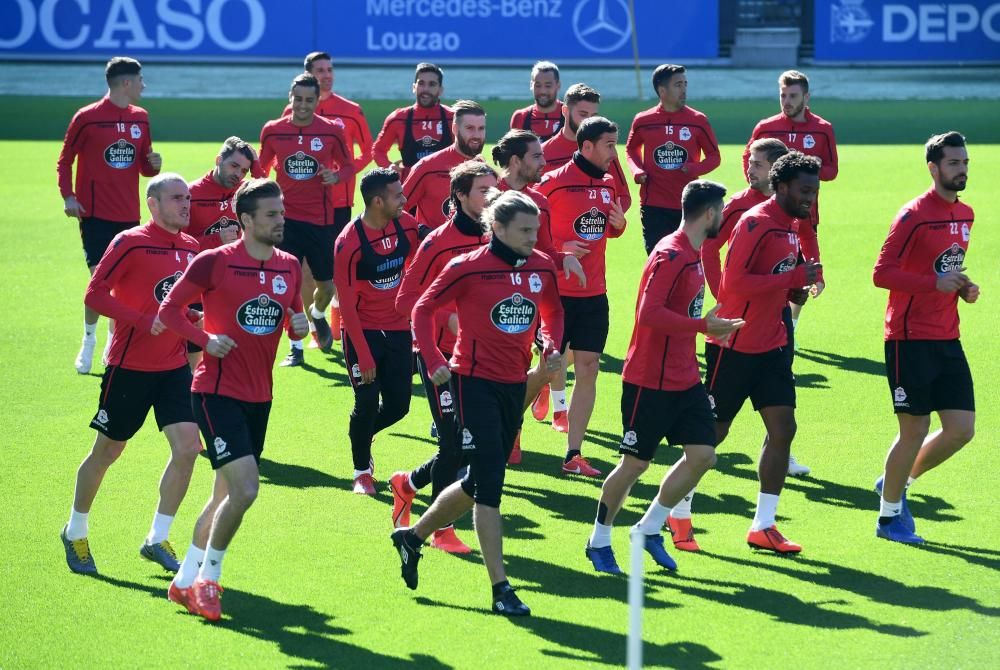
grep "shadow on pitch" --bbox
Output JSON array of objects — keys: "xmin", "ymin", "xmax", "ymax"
[
  {"xmin": 796, "ymin": 348, "xmax": 885, "ymax": 378},
  {"xmin": 258, "ymin": 458, "xmax": 352, "ymax": 490}
]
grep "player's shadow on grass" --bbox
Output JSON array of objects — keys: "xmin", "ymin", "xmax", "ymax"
[
  {"xmin": 794, "ymin": 372, "xmax": 829, "ymax": 389},
  {"xmin": 259, "ymin": 457, "xmax": 353, "ymax": 490},
  {"xmin": 917, "ymin": 541, "xmax": 1000, "ymax": 572},
  {"xmin": 388, "ymin": 431, "xmax": 439, "ymax": 448},
  {"xmin": 599, "ymin": 352, "xmax": 624, "ymax": 375},
  {"xmin": 295, "ymin": 359, "xmax": 352, "ymax": 387},
  {"xmin": 796, "ymin": 348, "xmax": 885, "ymax": 377}
]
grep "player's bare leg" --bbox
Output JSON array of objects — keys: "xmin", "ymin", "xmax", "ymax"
[
  {"xmin": 564, "ymin": 349, "xmax": 601, "ymax": 476},
  {"xmin": 411, "ymin": 480, "xmax": 475, "ymax": 539},
  {"xmin": 71, "ymin": 433, "xmax": 127, "ymax": 517},
  {"xmin": 910, "ymin": 409, "xmax": 974, "ymax": 478},
  {"xmin": 205, "ymin": 455, "xmax": 260, "ymax": 551},
  {"xmin": 882, "ymin": 414, "xmax": 930, "ymax": 504},
  {"xmin": 593, "ymin": 455, "xmax": 649, "ymax": 527},
  {"xmin": 474, "ymin": 504, "xmax": 506, "ymax": 584},
  {"xmin": 156, "ymin": 422, "xmax": 203, "ymax": 517},
  {"xmin": 747, "ymin": 406, "xmax": 801, "ymax": 553},
  {"xmin": 523, "ymin": 356, "xmax": 552, "ymax": 412}
]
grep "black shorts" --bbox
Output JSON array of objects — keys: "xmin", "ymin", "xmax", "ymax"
[
  {"xmin": 885, "ymin": 339, "xmax": 975, "ymax": 415},
  {"xmin": 192, "ymin": 393, "xmax": 272, "ymax": 469},
  {"xmin": 80, "ymin": 217, "xmax": 137, "ymax": 268},
  {"xmin": 560, "ymin": 294, "xmax": 610, "ymax": 354},
  {"xmin": 90, "ymin": 365, "xmax": 194, "ymax": 441},
  {"xmin": 342, "ymin": 329, "xmax": 414, "ymax": 388},
  {"xmin": 640, "ymin": 206, "xmax": 682, "ymax": 255},
  {"xmin": 417, "ymin": 350, "xmax": 457, "ymax": 426},
  {"xmin": 704, "ymin": 344, "xmax": 795, "ymax": 423},
  {"xmin": 279, "ymin": 218, "xmax": 336, "ymax": 282},
  {"xmin": 620, "ymin": 382, "xmax": 716, "ymax": 460}
]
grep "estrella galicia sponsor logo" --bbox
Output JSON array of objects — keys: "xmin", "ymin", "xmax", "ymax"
[
  {"xmin": 205, "ymin": 216, "xmax": 237, "ymax": 236},
  {"xmin": 935, "ymin": 243, "xmax": 965, "ymax": 274},
  {"xmin": 689, "ymin": 285, "xmax": 705, "ymax": 318},
  {"xmin": 153, "ymin": 271, "xmax": 183, "ymax": 304},
  {"xmin": 105, "ymin": 139, "xmax": 136, "ymax": 169},
  {"xmin": 491, "ymin": 292, "xmax": 537, "ymax": 334},
  {"xmin": 772, "ymin": 253, "xmax": 797, "ymax": 274},
  {"xmin": 654, "ymin": 141, "xmax": 688, "ymax": 170},
  {"xmin": 369, "ymin": 256, "xmax": 406, "ymax": 290},
  {"xmin": 284, "ymin": 151, "xmax": 319, "ymax": 180},
  {"xmin": 574, "ymin": 207, "xmax": 607, "ymax": 240},
  {"xmin": 237, "ymin": 294, "xmax": 283, "ymax": 335}
]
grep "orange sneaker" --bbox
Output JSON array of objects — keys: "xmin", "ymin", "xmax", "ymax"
[
  {"xmin": 431, "ymin": 526, "xmax": 472, "ymax": 554},
  {"xmin": 389, "ymin": 471, "xmax": 415, "ymax": 527},
  {"xmin": 562, "ymin": 454, "xmax": 601, "ymax": 477},
  {"xmin": 747, "ymin": 526, "xmax": 802, "ymax": 554},
  {"xmin": 168, "ymin": 580, "xmax": 198, "ymax": 614},
  {"xmin": 667, "ymin": 516, "xmax": 701, "ymax": 552},
  {"xmin": 508, "ymin": 431, "xmax": 522, "ymax": 465},
  {"xmin": 531, "ymin": 386, "xmax": 550, "ymax": 421},
  {"xmin": 192, "ymin": 578, "xmax": 223, "ymax": 621},
  {"xmin": 552, "ymin": 410, "xmax": 569, "ymax": 433},
  {"xmin": 330, "ymin": 305, "xmax": 342, "ymax": 341},
  {"xmin": 353, "ymin": 473, "xmax": 377, "ymax": 495}
]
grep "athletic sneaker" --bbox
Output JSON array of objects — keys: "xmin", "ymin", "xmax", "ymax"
[
  {"xmin": 635, "ymin": 529, "xmax": 677, "ymax": 571},
  {"xmin": 140, "ymin": 540, "xmax": 180, "ymax": 572},
  {"xmin": 389, "ymin": 471, "xmax": 415, "ymax": 528},
  {"xmin": 74, "ymin": 335, "xmax": 97, "ymax": 374},
  {"xmin": 562, "ymin": 454, "xmax": 601, "ymax": 477},
  {"xmin": 312, "ymin": 315, "xmax": 333, "ymax": 352},
  {"xmin": 507, "ymin": 431, "xmax": 522, "ymax": 465},
  {"xmin": 431, "ymin": 527, "xmax": 472, "ymax": 554},
  {"xmin": 874, "ymin": 475, "xmax": 915, "ymax": 532},
  {"xmin": 353, "ymin": 473, "xmax": 377, "ymax": 496},
  {"xmin": 330, "ymin": 305, "xmax": 342, "ymax": 342},
  {"xmin": 586, "ymin": 543, "xmax": 623, "ymax": 574},
  {"xmin": 280, "ymin": 347, "xmax": 304, "ymax": 367},
  {"xmin": 492, "ymin": 584, "xmax": 531, "ymax": 617},
  {"xmin": 667, "ymin": 517, "xmax": 700, "ymax": 552},
  {"xmin": 390, "ymin": 528, "xmax": 422, "ymax": 590},
  {"xmin": 876, "ymin": 516, "xmax": 925, "ymax": 544},
  {"xmin": 747, "ymin": 526, "xmax": 802, "ymax": 554},
  {"xmin": 552, "ymin": 410, "xmax": 569, "ymax": 433},
  {"xmin": 531, "ymin": 386, "xmax": 550, "ymax": 421},
  {"xmin": 168, "ymin": 580, "xmax": 198, "ymax": 614},
  {"xmin": 60, "ymin": 526, "xmax": 97, "ymax": 575},
  {"xmin": 787, "ymin": 455, "xmax": 811, "ymax": 477},
  {"xmin": 192, "ymin": 578, "xmax": 223, "ymax": 621}
]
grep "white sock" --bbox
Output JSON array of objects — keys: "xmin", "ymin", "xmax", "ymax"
[
  {"xmin": 551, "ymin": 389, "xmax": 567, "ymax": 413},
  {"xmin": 83, "ymin": 322, "xmax": 97, "ymax": 338},
  {"xmin": 174, "ymin": 544, "xmax": 205, "ymax": 588},
  {"xmin": 751, "ymin": 492, "xmax": 780, "ymax": 531},
  {"xmin": 310, "ymin": 304, "xmax": 326, "ymax": 320},
  {"xmin": 907, "ymin": 476, "xmax": 917, "ymax": 488},
  {"xmin": 589, "ymin": 522, "xmax": 613, "ymax": 548},
  {"xmin": 66, "ymin": 509, "xmax": 89, "ymax": 540},
  {"xmin": 198, "ymin": 545, "xmax": 226, "ymax": 582},
  {"xmin": 791, "ymin": 319, "xmax": 798, "ymax": 329},
  {"xmin": 290, "ymin": 339, "xmax": 304, "ymax": 350},
  {"xmin": 879, "ymin": 497, "xmax": 902, "ymax": 518},
  {"xmin": 145, "ymin": 512, "xmax": 174, "ymax": 545},
  {"xmin": 354, "ymin": 468, "xmax": 372, "ymax": 479},
  {"xmin": 669, "ymin": 488, "xmax": 696, "ymax": 519},
  {"xmin": 636, "ymin": 500, "xmax": 671, "ymax": 535}
]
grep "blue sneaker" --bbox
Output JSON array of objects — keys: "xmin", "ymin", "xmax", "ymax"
[
  {"xmin": 876, "ymin": 516, "xmax": 925, "ymax": 544},
  {"xmin": 874, "ymin": 475, "xmax": 915, "ymax": 532},
  {"xmin": 585, "ymin": 543, "xmax": 623, "ymax": 575},
  {"xmin": 61, "ymin": 526, "xmax": 97, "ymax": 575},
  {"xmin": 140, "ymin": 540, "xmax": 180, "ymax": 572},
  {"xmin": 636, "ymin": 530, "xmax": 677, "ymax": 571}
]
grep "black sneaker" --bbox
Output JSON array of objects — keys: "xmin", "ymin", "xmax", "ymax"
[
  {"xmin": 312, "ymin": 316, "xmax": 333, "ymax": 352},
  {"xmin": 390, "ymin": 528, "xmax": 422, "ymax": 590},
  {"xmin": 280, "ymin": 347, "xmax": 304, "ymax": 367},
  {"xmin": 492, "ymin": 584, "xmax": 531, "ymax": 617}
]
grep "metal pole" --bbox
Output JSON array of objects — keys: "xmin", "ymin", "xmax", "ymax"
[
  {"xmin": 627, "ymin": 527, "xmax": 644, "ymax": 670},
  {"xmin": 628, "ymin": 0, "xmax": 643, "ymax": 100}
]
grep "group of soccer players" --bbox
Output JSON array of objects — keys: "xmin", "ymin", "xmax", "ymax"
[{"xmin": 57, "ymin": 54, "xmax": 978, "ymax": 619}]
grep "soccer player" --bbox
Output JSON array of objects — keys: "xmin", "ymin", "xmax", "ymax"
[
  {"xmin": 390, "ymin": 161, "xmax": 497, "ymax": 552},
  {"xmin": 58, "ymin": 57, "xmax": 162, "ymax": 374},
  {"xmin": 536, "ymin": 117, "xmax": 627, "ymax": 477},
  {"xmin": 372, "ymin": 63, "xmax": 454, "ymax": 179},
  {"xmin": 259, "ymin": 73, "xmax": 354, "ymax": 364},
  {"xmin": 626, "ymin": 64, "xmax": 721, "ymax": 254},
  {"xmin": 701, "ymin": 152, "xmax": 822, "ymax": 554},
  {"xmin": 391, "ymin": 190, "xmax": 564, "ymax": 617},
  {"xmin": 334, "ymin": 169, "xmax": 421, "ymax": 495},
  {"xmin": 510, "ymin": 61, "xmax": 563, "ymax": 142},
  {"xmin": 187, "ymin": 137, "xmax": 255, "ymax": 251},
  {"xmin": 402, "ymin": 100, "xmax": 486, "ymax": 230},
  {"xmin": 872, "ymin": 131, "xmax": 977, "ymax": 544},
  {"xmin": 59, "ymin": 174, "xmax": 201, "ymax": 576},
  {"xmin": 159, "ymin": 178, "xmax": 309, "ymax": 621},
  {"xmin": 585, "ymin": 181, "xmax": 744, "ymax": 574}
]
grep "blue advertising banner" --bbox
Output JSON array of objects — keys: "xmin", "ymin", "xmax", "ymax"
[
  {"xmin": 816, "ymin": 0, "xmax": 1000, "ymax": 62},
  {"xmin": 0, "ymin": 0, "xmax": 718, "ymax": 63}
]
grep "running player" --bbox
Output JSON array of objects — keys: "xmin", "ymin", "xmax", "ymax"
[
  {"xmin": 391, "ymin": 191, "xmax": 564, "ymax": 617},
  {"xmin": 390, "ymin": 161, "xmax": 497, "ymax": 553},
  {"xmin": 510, "ymin": 61, "xmax": 563, "ymax": 142},
  {"xmin": 626, "ymin": 64, "xmax": 721, "ymax": 254},
  {"xmin": 585, "ymin": 180, "xmax": 743, "ymax": 574},
  {"xmin": 403, "ymin": 100, "xmax": 486, "ymax": 230},
  {"xmin": 259, "ymin": 73, "xmax": 354, "ymax": 364},
  {"xmin": 334, "ymin": 169, "xmax": 421, "ymax": 495},
  {"xmin": 60, "ymin": 174, "xmax": 201, "ymax": 576},
  {"xmin": 58, "ymin": 57, "xmax": 162, "ymax": 374},
  {"xmin": 187, "ymin": 137, "xmax": 255, "ymax": 251},
  {"xmin": 536, "ymin": 116, "xmax": 627, "ymax": 477},
  {"xmin": 872, "ymin": 131, "xmax": 977, "ymax": 544},
  {"xmin": 160, "ymin": 178, "xmax": 309, "ymax": 621},
  {"xmin": 372, "ymin": 63, "xmax": 454, "ymax": 179}
]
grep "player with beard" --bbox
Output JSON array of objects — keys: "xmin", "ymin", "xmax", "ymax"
[
  {"xmin": 403, "ymin": 100, "xmax": 486, "ymax": 230},
  {"xmin": 872, "ymin": 132, "xmax": 977, "ymax": 544},
  {"xmin": 702, "ymin": 152, "xmax": 822, "ymax": 554},
  {"xmin": 510, "ymin": 61, "xmax": 563, "ymax": 142},
  {"xmin": 585, "ymin": 181, "xmax": 744, "ymax": 574},
  {"xmin": 373, "ymin": 63, "xmax": 454, "ymax": 180}
]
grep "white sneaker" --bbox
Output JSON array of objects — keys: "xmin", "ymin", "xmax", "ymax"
[
  {"xmin": 787, "ymin": 455, "xmax": 811, "ymax": 477},
  {"xmin": 75, "ymin": 335, "xmax": 97, "ymax": 374}
]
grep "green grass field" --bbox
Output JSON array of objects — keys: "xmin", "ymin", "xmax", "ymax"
[{"xmin": 1, "ymin": 100, "xmax": 999, "ymax": 668}]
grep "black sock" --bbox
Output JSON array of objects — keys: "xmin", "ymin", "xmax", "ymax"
[
  {"xmin": 877, "ymin": 516, "xmax": 895, "ymax": 526},
  {"xmin": 564, "ymin": 450, "xmax": 581, "ymax": 464},
  {"xmin": 405, "ymin": 529, "xmax": 425, "ymax": 549},
  {"xmin": 492, "ymin": 580, "xmax": 511, "ymax": 598}
]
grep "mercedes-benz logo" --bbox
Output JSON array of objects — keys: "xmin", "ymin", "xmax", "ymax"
[{"xmin": 573, "ymin": 0, "xmax": 632, "ymax": 54}]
